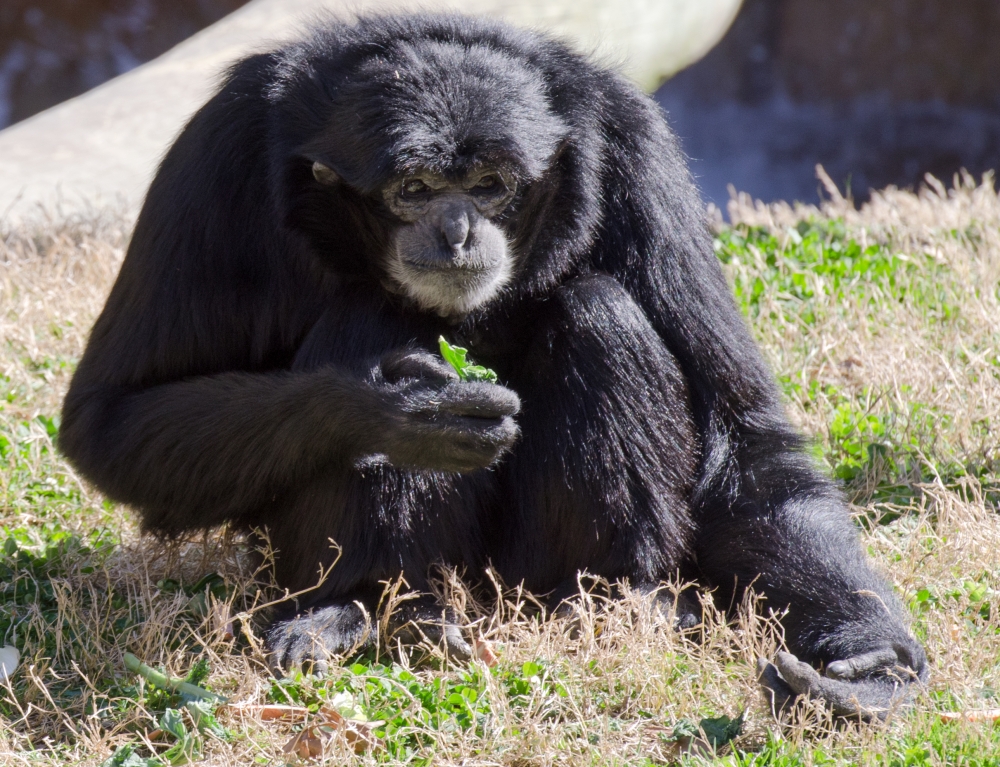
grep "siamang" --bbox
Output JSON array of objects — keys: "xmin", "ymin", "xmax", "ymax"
[{"xmin": 60, "ymin": 14, "xmax": 927, "ymax": 717}]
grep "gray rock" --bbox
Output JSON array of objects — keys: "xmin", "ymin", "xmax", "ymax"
[{"xmin": 0, "ymin": 0, "xmax": 742, "ymax": 223}]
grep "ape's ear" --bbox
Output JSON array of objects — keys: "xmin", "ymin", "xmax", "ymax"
[{"xmin": 311, "ymin": 161, "xmax": 340, "ymax": 185}]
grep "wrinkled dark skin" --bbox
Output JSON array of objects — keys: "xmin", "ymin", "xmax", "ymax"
[
  {"xmin": 759, "ymin": 642, "xmax": 928, "ymax": 720},
  {"xmin": 373, "ymin": 349, "xmax": 520, "ymax": 473}
]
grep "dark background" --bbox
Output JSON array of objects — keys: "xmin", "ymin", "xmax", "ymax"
[
  {"xmin": 3, "ymin": 0, "xmax": 999, "ymax": 206},
  {"xmin": 0, "ymin": 0, "xmax": 246, "ymax": 127}
]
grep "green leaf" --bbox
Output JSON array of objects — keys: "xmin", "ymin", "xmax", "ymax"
[
  {"xmin": 698, "ymin": 710, "xmax": 744, "ymax": 749},
  {"xmin": 438, "ymin": 336, "xmax": 469, "ymax": 372},
  {"xmin": 161, "ymin": 736, "xmax": 200, "ymax": 766},
  {"xmin": 438, "ymin": 337, "xmax": 498, "ymax": 383},
  {"xmin": 99, "ymin": 744, "xmax": 163, "ymax": 767},
  {"xmin": 521, "ymin": 661, "xmax": 543, "ymax": 678},
  {"xmin": 671, "ymin": 719, "xmax": 700, "ymax": 740},
  {"xmin": 185, "ymin": 700, "xmax": 229, "ymax": 739},
  {"xmin": 159, "ymin": 708, "xmax": 187, "ymax": 740},
  {"xmin": 183, "ymin": 657, "xmax": 211, "ymax": 688},
  {"xmin": 328, "ymin": 690, "xmax": 369, "ymax": 722},
  {"xmin": 159, "ymin": 709, "xmax": 201, "ymax": 765}
]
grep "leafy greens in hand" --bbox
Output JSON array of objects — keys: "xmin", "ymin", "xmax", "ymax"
[{"xmin": 438, "ymin": 336, "xmax": 498, "ymax": 383}]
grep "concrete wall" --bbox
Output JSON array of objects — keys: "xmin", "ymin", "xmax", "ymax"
[
  {"xmin": 0, "ymin": 1, "xmax": 248, "ymax": 129},
  {"xmin": 656, "ymin": 0, "xmax": 1000, "ymax": 207}
]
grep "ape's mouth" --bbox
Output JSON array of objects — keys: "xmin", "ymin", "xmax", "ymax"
[
  {"xmin": 402, "ymin": 259, "xmax": 494, "ymax": 275},
  {"xmin": 389, "ymin": 258, "xmax": 511, "ymax": 317}
]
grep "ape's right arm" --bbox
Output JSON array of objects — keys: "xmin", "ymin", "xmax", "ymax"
[
  {"xmin": 59, "ymin": 52, "xmax": 518, "ymax": 534},
  {"xmin": 61, "ymin": 368, "xmax": 388, "ymax": 532},
  {"xmin": 61, "ymin": 351, "xmax": 519, "ymax": 534}
]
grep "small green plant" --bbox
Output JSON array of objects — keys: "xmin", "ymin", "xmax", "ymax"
[
  {"xmin": 262, "ymin": 657, "xmax": 576, "ymax": 760},
  {"xmin": 438, "ymin": 336, "xmax": 498, "ymax": 383},
  {"xmin": 123, "ymin": 653, "xmax": 226, "ymax": 703},
  {"xmin": 102, "ymin": 656, "xmax": 231, "ymax": 766}
]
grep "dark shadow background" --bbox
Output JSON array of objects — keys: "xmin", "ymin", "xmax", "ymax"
[
  {"xmin": 0, "ymin": 0, "xmax": 247, "ymax": 127},
  {"xmin": 3, "ymin": 0, "xmax": 999, "ymax": 206}
]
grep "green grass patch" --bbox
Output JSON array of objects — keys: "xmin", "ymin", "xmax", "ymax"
[{"xmin": 714, "ymin": 220, "xmax": 961, "ymax": 327}]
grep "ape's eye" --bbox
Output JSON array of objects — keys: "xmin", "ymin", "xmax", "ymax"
[
  {"xmin": 401, "ymin": 178, "xmax": 429, "ymax": 197},
  {"xmin": 475, "ymin": 174, "xmax": 499, "ymax": 190}
]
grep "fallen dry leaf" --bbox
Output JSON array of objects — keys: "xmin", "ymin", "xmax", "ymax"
[
  {"xmin": 224, "ymin": 703, "xmax": 310, "ymax": 722},
  {"xmin": 211, "ymin": 600, "xmax": 235, "ymax": 639},
  {"xmin": 474, "ymin": 638, "xmax": 498, "ymax": 667},
  {"xmin": 318, "ymin": 705, "xmax": 384, "ymax": 755},
  {"xmin": 940, "ymin": 709, "xmax": 1000, "ymax": 723},
  {"xmin": 283, "ymin": 726, "xmax": 325, "ymax": 760},
  {"xmin": 281, "ymin": 706, "xmax": 384, "ymax": 761}
]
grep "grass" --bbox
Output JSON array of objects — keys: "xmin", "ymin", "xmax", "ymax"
[{"xmin": 1, "ymin": 170, "xmax": 999, "ymax": 764}]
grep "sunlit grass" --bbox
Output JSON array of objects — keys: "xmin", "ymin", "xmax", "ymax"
[{"xmin": 1, "ymin": 173, "xmax": 999, "ymax": 764}]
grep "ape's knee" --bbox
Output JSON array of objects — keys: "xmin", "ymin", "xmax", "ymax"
[
  {"xmin": 548, "ymin": 274, "xmax": 676, "ymax": 371},
  {"xmin": 551, "ymin": 273, "xmax": 636, "ymax": 326}
]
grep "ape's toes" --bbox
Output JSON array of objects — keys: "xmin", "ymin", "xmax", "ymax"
[
  {"xmin": 626, "ymin": 583, "xmax": 703, "ymax": 633},
  {"xmin": 757, "ymin": 649, "xmax": 924, "ymax": 721},
  {"xmin": 265, "ymin": 600, "xmax": 373, "ymax": 675},
  {"xmin": 385, "ymin": 598, "xmax": 471, "ymax": 660},
  {"xmin": 757, "ymin": 657, "xmax": 797, "ymax": 715},
  {"xmin": 441, "ymin": 623, "xmax": 473, "ymax": 661},
  {"xmin": 649, "ymin": 587, "xmax": 702, "ymax": 631},
  {"xmin": 774, "ymin": 651, "xmax": 822, "ymax": 691}
]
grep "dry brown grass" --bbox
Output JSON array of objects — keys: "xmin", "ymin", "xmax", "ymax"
[
  {"xmin": 0, "ymin": 173, "xmax": 998, "ymax": 765},
  {"xmin": 727, "ymin": 168, "xmax": 1000, "ymax": 467}
]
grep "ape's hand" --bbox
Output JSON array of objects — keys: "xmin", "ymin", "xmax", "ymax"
[
  {"xmin": 372, "ymin": 348, "xmax": 521, "ymax": 472},
  {"xmin": 757, "ymin": 641, "xmax": 927, "ymax": 720},
  {"xmin": 380, "ymin": 347, "xmax": 461, "ymax": 386}
]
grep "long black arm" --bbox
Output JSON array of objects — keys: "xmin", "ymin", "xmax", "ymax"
[
  {"xmin": 60, "ymin": 53, "xmax": 519, "ymax": 534},
  {"xmin": 588, "ymin": 76, "xmax": 925, "ymax": 696}
]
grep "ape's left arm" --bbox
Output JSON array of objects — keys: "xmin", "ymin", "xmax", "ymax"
[{"xmin": 589, "ymin": 78, "xmax": 926, "ymax": 718}]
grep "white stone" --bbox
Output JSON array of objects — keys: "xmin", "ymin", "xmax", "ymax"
[
  {"xmin": 0, "ymin": 0, "xmax": 741, "ymax": 223},
  {"xmin": 0, "ymin": 645, "xmax": 19, "ymax": 682}
]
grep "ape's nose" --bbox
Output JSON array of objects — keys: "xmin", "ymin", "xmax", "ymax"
[{"xmin": 442, "ymin": 212, "xmax": 470, "ymax": 250}]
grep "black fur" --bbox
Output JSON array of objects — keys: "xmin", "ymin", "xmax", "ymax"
[{"xmin": 60, "ymin": 14, "xmax": 926, "ymax": 716}]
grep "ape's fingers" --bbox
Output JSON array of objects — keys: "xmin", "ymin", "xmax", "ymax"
[
  {"xmin": 826, "ymin": 647, "xmax": 899, "ymax": 680},
  {"xmin": 773, "ymin": 651, "xmax": 823, "ymax": 692},
  {"xmin": 385, "ymin": 599, "xmax": 473, "ymax": 661},
  {"xmin": 434, "ymin": 382, "xmax": 521, "ymax": 419},
  {"xmin": 442, "ymin": 624, "xmax": 473, "ymax": 662},
  {"xmin": 814, "ymin": 676, "xmax": 909, "ymax": 719},
  {"xmin": 772, "ymin": 652, "xmax": 862, "ymax": 716},
  {"xmin": 381, "ymin": 349, "xmax": 459, "ymax": 385}
]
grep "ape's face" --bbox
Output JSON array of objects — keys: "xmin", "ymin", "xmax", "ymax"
[
  {"xmin": 312, "ymin": 160, "xmax": 517, "ymax": 317},
  {"xmin": 291, "ymin": 36, "xmax": 569, "ymax": 318}
]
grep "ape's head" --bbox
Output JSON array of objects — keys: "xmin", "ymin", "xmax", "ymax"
[
  {"xmin": 311, "ymin": 159, "xmax": 520, "ymax": 318},
  {"xmin": 279, "ymin": 20, "xmax": 569, "ymax": 318}
]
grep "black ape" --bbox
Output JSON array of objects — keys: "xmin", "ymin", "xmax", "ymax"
[{"xmin": 60, "ymin": 14, "xmax": 926, "ymax": 716}]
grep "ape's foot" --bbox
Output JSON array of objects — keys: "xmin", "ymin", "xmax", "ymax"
[
  {"xmin": 637, "ymin": 583, "xmax": 702, "ymax": 631},
  {"xmin": 266, "ymin": 593, "xmax": 472, "ymax": 673},
  {"xmin": 266, "ymin": 598, "xmax": 373, "ymax": 675},
  {"xmin": 757, "ymin": 642, "xmax": 927, "ymax": 721},
  {"xmin": 547, "ymin": 575, "xmax": 612, "ymax": 638},
  {"xmin": 384, "ymin": 595, "xmax": 472, "ymax": 661}
]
